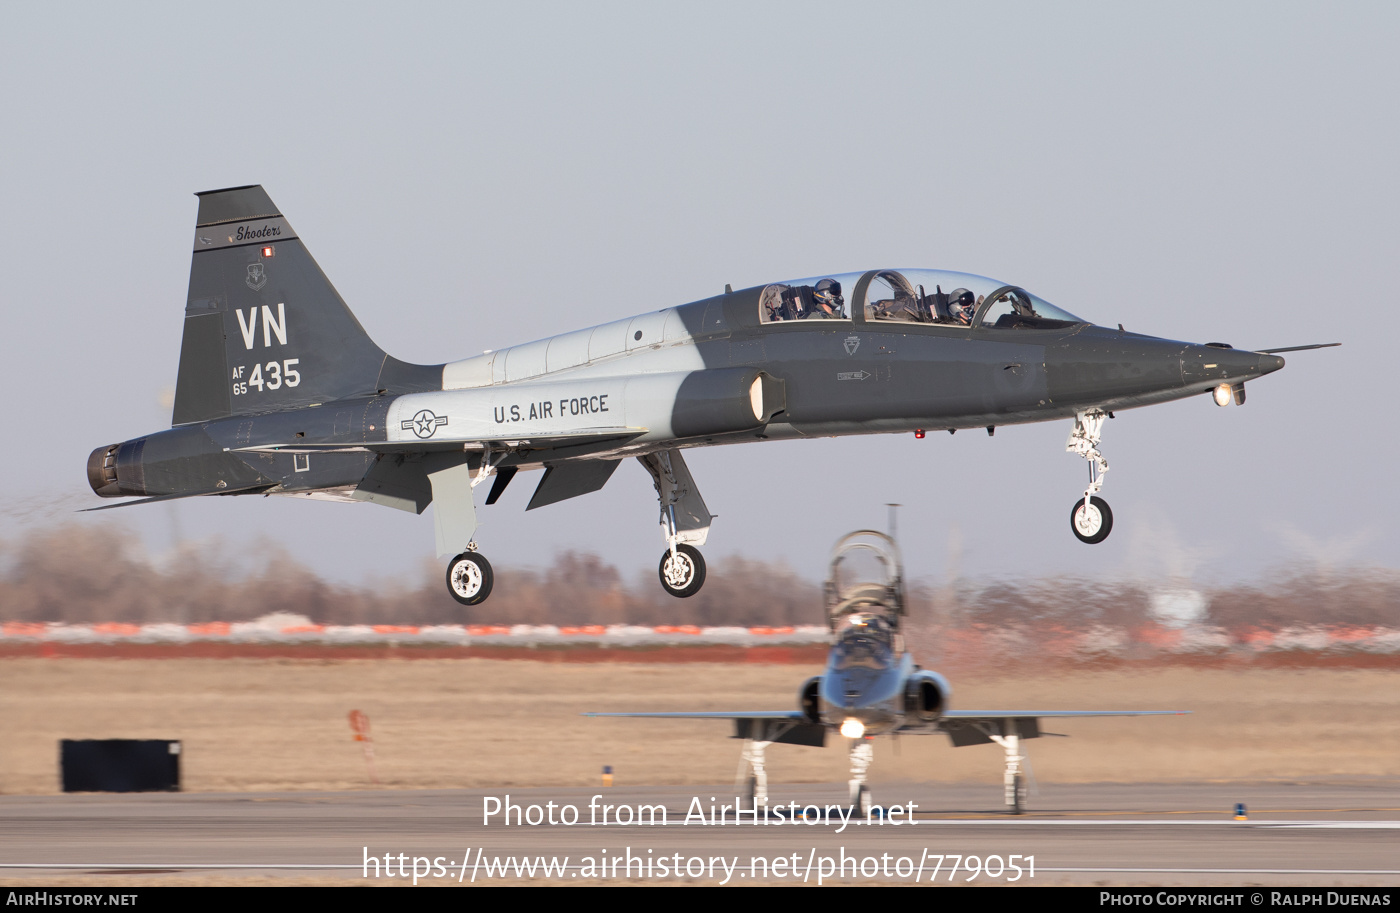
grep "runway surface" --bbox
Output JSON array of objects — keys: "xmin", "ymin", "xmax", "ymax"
[{"xmin": 3, "ymin": 781, "xmax": 1399, "ymax": 885}]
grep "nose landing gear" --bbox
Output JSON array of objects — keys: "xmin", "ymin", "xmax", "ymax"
[
  {"xmin": 1071, "ymin": 496, "xmax": 1113, "ymax": 545},
  {"xmin": 639, "ymin": 450, "xmax": 715, "ymax": 598},
  {"xmin": 1066, "ymin": 410, "xmax": 1113, "ymax": 544},
  {"xmin": 658, "ymin": 543, "xmax": 706, "ymax": 598},
  {"xmin": 848, "ymin": 738, "xmax": 874, "ymax": 816}
]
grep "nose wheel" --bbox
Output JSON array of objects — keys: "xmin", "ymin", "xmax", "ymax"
[
  {"xmin": 658, "ymin": 544, "xmax": 706, "ymax": 598},
  {"xmin": 446, "ymin": 550, "xmax": 494, "ymax": 606},
  {"xmin": 1066, "ymin": 410, "xmax": 1114, "ymax": 544},
  {"xmin": 1070, "ymin": 495, "xmax": 1113, "ymax": 544}
]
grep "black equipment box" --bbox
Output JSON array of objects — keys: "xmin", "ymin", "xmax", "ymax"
[{"xmin": 60, "ymin": 739, "xmax": 181, "ymax": 792}]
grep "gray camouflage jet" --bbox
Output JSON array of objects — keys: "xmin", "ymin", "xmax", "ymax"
[
  {"xmin": 588, "ymin": 531, "xmax": 1186, "ymax": 815},
  {"xmin": 86, "ymin": 185, "xmax": 1331, "ymax": 606}
]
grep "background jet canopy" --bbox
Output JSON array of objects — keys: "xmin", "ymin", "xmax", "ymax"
[{"xmin": 833, "ymin": 613, "xmax": 895, "ymax": 671}]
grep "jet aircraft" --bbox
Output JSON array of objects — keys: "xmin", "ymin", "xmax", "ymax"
[
  {"xmin": 588, "ymin": 531, "xmax": 1186, "ymax": 814},
  {"xmin": 86, "ymin": 185, "xmax": 1331, "ymax": 606}
]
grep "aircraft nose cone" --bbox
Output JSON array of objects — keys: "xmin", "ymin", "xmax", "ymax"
[{"xmin": 1181, "ymin": 346, "xmax": 1282, "ymax": 386}]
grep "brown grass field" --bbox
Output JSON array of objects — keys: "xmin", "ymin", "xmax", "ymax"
[{"xmin": 1, "ymin": 657, "xmax": 1397, "ymax": 794}]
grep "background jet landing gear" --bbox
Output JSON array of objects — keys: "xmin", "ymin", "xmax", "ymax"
[
  {"xmin": 446, "ymin": 549, "xmax": 494, "ymax": 606},
  {"xmin": 848, "ymin": 739, "xmax": 874, "ymax": 817},
  {"xmin": 1066, "ymin": 410, "xmax": 1113, "ymax": 544},
  {"xmin": 658, "ymin": 543, "xmax": 706, "ymax": 598},
  {"xmin": 1070, "ymin": 495, "xmax": 1113, "ymax": 544},
  {"xmin": 739, "ymin": 737, "xmax": 771, "ymax": 808},
  {"xmin": 989, "ymin": 728, "xmax": 1028, "ymax": 815}
]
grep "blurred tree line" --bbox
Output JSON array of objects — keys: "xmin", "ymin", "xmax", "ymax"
[{"xmin": 2, "ymin": 525, "xmax": 1397, "ymax": 631}]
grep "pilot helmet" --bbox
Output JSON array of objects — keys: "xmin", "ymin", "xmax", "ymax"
[{"xmin": 815, "ymin": 278, "xmax": 844, "ymax": 307}]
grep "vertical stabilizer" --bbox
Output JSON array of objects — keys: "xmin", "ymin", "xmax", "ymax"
[{"xmin": 172, "ymin": 185, "xmax": 441, "ymax": 425}]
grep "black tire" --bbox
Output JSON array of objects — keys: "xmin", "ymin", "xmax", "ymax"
[
  {"xmin": 1011, "ymin": 773, "xmax": 1025, "ymax": 815},
  {"xmin": 446, "ymin": 552, "xmax": 494, "ymax": 606},
  {"xmin": 1070, "ymin": 495, "xmax": 1113, "ymax": 544},
  {"xmin": 658, "ymin": 544, "xmax": 706, "ymax": 598}
]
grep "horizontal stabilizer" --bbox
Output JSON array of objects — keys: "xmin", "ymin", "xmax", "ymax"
[{"xmin": 79, "ymin": 483, "xmax": 275, "ymax": 511}]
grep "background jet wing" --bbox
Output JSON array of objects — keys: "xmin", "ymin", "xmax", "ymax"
[
  {"xmin": 585, "ymin": 711, "xmax": 822, "ymax": 746},
  {"xmin": 936, "ymin": 710, "xmax": 1187, "ymax": 748},
  {"xmin": 584, "ymin": 711, "xmax": 806, "ymax": 719},
  {"xmin": 943, "ymin": 710, "xmax": 1187, "ymax": 718}
]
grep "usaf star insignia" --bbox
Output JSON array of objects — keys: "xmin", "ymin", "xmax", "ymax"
[{"xmin": 402, "ymin": 409, "xmax": 449, "ymax": 439}]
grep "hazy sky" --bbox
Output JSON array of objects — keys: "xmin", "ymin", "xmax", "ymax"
[{"xmin": 2, "ymin": 2, "xmax": 1395, "ymax": 591}]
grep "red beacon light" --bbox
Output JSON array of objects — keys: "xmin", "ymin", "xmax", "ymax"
[
  {"xmin": 261, "ymin": 246, "xmax": 275, "ymax": 258},
  {"xmin": 914, "ymin": 429, "xmax": 926, "ymax": 439}
]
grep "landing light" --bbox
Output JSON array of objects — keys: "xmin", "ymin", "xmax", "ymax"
[
  {"xmin": 1212, "ymin": 383, "xmax": 1232, "ymax": 407},
  {"xmin": 840, "ymin": 718, "xmax": 865, "ymax": 739}
]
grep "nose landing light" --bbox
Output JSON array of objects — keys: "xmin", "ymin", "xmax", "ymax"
[
  {"xmin": 1212, "ymin": 383, "xmax": 1246, "ymax": 407},
  {"xmin": 840, "ymin": 718, "xmax": 866, "ymax": 739}
]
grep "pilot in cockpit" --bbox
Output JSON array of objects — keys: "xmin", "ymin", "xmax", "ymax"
[
  {"xmin": 947, "ymin": 288, "xmax": 977, "ymax": 325},
  {"xmin": 834, "ymin": 612, "xmax": 893, "ymax": 669},
  {"xmin": 813, "ymin": 278, "xmax": 845, "ymax": 318}
]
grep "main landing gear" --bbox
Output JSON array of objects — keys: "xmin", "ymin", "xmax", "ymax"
[
  {"xmin": 446, "ymin": 545, "xmax": 493, "ymax": 606},
  {"xmin": 988, "ymin": 728, "xmax": 1028, "ymax": 815},
  {"xmin": 435, "ymin": 447, "xmax": 504, "ymax": 607},
  {"xmin": 639, "ymin": 450, "xmax": 715, "ymax": 598},
  {"xmin": 1066, "ymin": 410, "xmax": 1113, "ymax": 544}
]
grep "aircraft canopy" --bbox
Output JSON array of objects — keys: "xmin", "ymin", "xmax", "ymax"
[{"xmin": 759, "ymin": 268, "xmax": 1084, "ymax": 329}]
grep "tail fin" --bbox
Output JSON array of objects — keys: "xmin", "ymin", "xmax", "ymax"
[{"xmin": 172, "ymin": 185, "xmax": 441, "ymax": 426}]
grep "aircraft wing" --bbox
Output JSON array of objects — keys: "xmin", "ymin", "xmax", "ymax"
[{"xmin": 231, "ymin": 426, "xmax": 649, "ymax": 456}]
